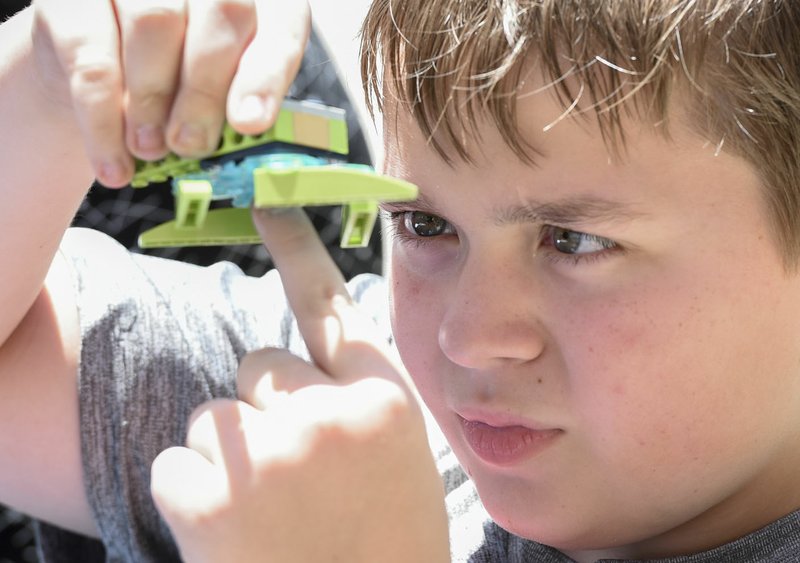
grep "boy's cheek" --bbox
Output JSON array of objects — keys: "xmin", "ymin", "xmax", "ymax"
[
  {"xmin": 388, "ymin": 263, "xmax": 446, "ymax": 392},
  {"xmin": 558, "ymin": 276, "xmax": 790, "ymax": 460}
]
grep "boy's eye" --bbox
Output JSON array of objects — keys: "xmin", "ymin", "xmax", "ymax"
[
  {"xmin": 548, "ymin": 226, "xmax": 617, "ymax": 255},
  {"xmin": 403, "ymin": 211, "xmax": 452, "ymax": 237}
]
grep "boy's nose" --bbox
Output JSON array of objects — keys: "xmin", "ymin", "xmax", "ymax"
[{"xmin": 437, "ymin": 258, "xmax": 546, "ymax": 370}]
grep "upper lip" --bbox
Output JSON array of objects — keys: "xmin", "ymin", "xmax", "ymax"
[{"xmin": 454, "ymin": 406, "xmax": 559, "ymax": 431}]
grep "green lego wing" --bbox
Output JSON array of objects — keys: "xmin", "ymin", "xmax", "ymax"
[
  {"xmin": 252, "ymin": 165, "xmax": 417, "ymax": 207},
  {"xmin": 138, "ymin": 169, "xmax": 418, "ymax": 249},
  {"xmin": 252, "ymin": 165, "xmax": 418, "ymax": 248},
  {"xmin": 138, "ymin": 208, "xmax": 260, "ymax": 248}
]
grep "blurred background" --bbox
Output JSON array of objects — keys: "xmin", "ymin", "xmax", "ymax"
[{"xmin": 0, "ymin": 0, "xmax": 379, "ymax": 560}]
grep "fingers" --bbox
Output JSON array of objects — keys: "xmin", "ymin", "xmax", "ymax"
[
  {"xmin": 122, "ymin": 0, "xmax": 310, "ymax": 156},
  {"xmin": 115, "ymin": 0, "xmax": 186, "ymax": 160},
  {"xmin": 251, "ymin": 208, "xmax": 399, "ymax": 384},
  {"xmin": 35, "ymin": 0, "xmax": 311, "ymax": 185},
  {"xmin": 226, "ymin": 0, "xmax": 310, "ymax": 134},
  {"xmin": 35, "ymin": 0, "xmax": 130, "ymax": 187},
  {"xmin": 163, "ymin": 0, "xmax": 256, "ymax": 156},
  {"xmin": 184, "ymin": 398, "xmax": 263, "ymax": 468},
  {"xmin": 237, "ymin": 347, "xmax": 324, "ymax": 411}
]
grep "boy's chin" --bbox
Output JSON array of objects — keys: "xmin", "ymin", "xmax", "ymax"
[{"xmin": 473, "ymin": 478, "xmax": 642, "ymax": 556}]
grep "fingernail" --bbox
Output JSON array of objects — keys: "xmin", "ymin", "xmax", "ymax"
[
  {"xmin": 176, "ymin": 122, "xmax": 207, "ymax": 151},
  {"xmin": 135, "ymin": 124, "xmax": 164, "ymax": 153},
  {"xmin": 98, "ymin": 158, "xmax": 128, "ymax": 187}
]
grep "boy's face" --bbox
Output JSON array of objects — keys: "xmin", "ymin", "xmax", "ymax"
[{"xmin": 381, "ymin": 81, "xmax": 800, "ymax": 557}]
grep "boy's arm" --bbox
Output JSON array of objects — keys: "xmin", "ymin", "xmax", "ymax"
[
  {"xmin": 0, "ymin": 0, "xmax": 311, "ymax": 536},
  {"xmin": 0, "ymin": 8, "xmax": 94, "ymax": 348},
  {"xmin": 0, "ymin": 8, "xmax": 98, "ymax": 537}
]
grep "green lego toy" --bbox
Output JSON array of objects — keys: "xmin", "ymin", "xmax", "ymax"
[{"xmin": 131, "ymin": 99, "xmax": 418, "ymax": 249}]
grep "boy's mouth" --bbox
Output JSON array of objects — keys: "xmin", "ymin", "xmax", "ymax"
[{"xmin": 457, "ymin": 415, "xmax": 562, "ymax": 467}]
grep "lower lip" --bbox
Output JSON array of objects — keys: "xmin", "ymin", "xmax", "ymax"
[{"xmin": 459, "ymin": 417, "xmax": 561, "ymax": 467}]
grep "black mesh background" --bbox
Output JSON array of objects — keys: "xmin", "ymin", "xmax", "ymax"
[{"xmin": 0, "ymin": 1, "xmax": 380, "ymax": 559}]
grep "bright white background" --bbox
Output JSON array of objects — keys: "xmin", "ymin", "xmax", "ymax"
[{"xmin": 308, "ymin": 0, "xmax": 384, "ymax": 166}]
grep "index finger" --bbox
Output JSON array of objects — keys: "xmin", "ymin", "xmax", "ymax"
[{"xmin": 251, "ymin": 207, "xmax": 398, "ymax": 383}]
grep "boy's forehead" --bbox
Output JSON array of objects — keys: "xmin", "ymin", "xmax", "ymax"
[{"xmin": 381, "ymin": 65, "xmax": 690, "ymax": 171}]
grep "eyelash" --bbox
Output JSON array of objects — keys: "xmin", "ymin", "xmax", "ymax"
[
  {"xmin": 383, "ymin": 210, "xmax": 448, "ymax": 249},
  {"xmin": 382, "ymin": 209, "xmax": 623, "ymax": 265},
  {"xmin": 538, "ymin": 226, "xmax": 621, "ymax": 266}
]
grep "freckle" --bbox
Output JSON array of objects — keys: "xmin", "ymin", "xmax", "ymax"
[{"xmin": 537, "ymin": 377, "xmax": 543, "ymax": 384}]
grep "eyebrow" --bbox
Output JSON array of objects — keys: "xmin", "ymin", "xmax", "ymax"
[
  {"xmin": 381, "ymin": 188, "xmax": 646, "ymax": 227},
  {"xmin": 494, "ymin": 195, "xmax": 645, "ymax": 227},
  {"xmin": 398, "ymin": 192, "xmax": 645, "ymax": 227}
]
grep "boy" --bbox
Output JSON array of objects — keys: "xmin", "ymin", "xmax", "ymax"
[{"xmin": 1, "ymin": 0, "xmax": 799, "ymax": 561}]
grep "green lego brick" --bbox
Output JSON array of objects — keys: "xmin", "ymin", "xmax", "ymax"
[
  {"xmin": 131, "ymin": 100, "xmax": 349, "ymax": 188},
  {"xmin": 340, "ymin": 201, "xmax": 379, "ymax": 248},
  {"xmin": 212, "ymin": 110, "xmax": 292, "ymax": 155},
  {"xmin": 328, "ymin": 118, "xmax": 349, "ymax": 155},
  {"xmin": 138, "ymin": 208, "xmax": 260, "ymax": 248},
  {"xmin": 272, "ymin": 109, "xmax": 295, "ymax": 143},
  {"xmin": 252, "ymin": 166, "xmax": 418, "ymax": 207},
  {"xmin": 131, "ymin": 155, "xmax": 202, "ymax": 188},
  {"xmin": 175, "ymin": 180, "xmax": 213, "ymax": 228}
]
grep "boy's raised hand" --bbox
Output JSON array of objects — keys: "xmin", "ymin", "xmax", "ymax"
[
  {"xmin": 31, "ymin": 0, "xmax": 309, "ymax": 187},
  {"xmin": 150, "ymin": 208, "xmax": 450, "ymax": 563}
]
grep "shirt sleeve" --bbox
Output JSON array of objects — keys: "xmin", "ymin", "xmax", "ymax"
[{"xmin": 39, "ymin": 228, "xmax": 390, "ymax": 562}]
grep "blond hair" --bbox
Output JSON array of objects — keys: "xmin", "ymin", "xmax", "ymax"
[{"xmin": 361, "ymin": 0, "xmax": 800, "ymax": 267}]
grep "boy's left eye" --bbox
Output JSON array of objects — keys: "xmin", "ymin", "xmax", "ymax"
[
  {"xmin": 402, "ymin": 211, "xmax": 454, "ymax": 237},
  {"xmin": 545, "ymin": 226, "xmax": 618, "ymax": 255}
]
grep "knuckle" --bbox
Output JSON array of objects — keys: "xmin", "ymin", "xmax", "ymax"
[
  {"xmin": 126, "ymin": 89, "xmax": 173, "ymax": 114},
  {"xmin": 237, "ymin": 348, "xmax": 279, "ymax": 386},
  {"xmin": 316, "ymin": 380, "xmax": 415, "ymax": 445},
  {"xmin": 212, "ymin": 0, "xmax": 256, "ymax": 30},
  {"xmin": 298, "ymin": 412, "xmax": 344, "ymax": 454},
  {"xmin": 238, "ymin": 347, "xmax": 311, "ymax": 399},
  {"xmin": 357, "ymin": 377, "xmax": 417, "ymax": 435},
  {"xmin": 180, "ymin": 81, "xmax": 228, "ymax": 110},
  {"xmin": 370, "ymin": 378, "xmax": 414, "ymax": 418},
  {"xmin": 240, "ymin": 346, "xmax": 288, "ymax": 368},
  {"xmin": 187, "ymin": 397, "xmax": 237, "ymax": 435},
  {"xmin": 122, "ymin": 2, "xmax": 185, "ymax": 33},
  {"xmin": 239, "ymin": 346, "xmax": 290, "ymax": 370},
  {"xmin": 69, "ymin": 55, "xmax": 119, "ymax": 94}
]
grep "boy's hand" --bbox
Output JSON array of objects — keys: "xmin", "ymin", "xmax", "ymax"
[
  {"xmin": 30, "ymin": 0, "xmax": 310, "ymax": 187},
  {"xmin": 150, "ymin": 208, "xmax": 450, "ymax": 563}
]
